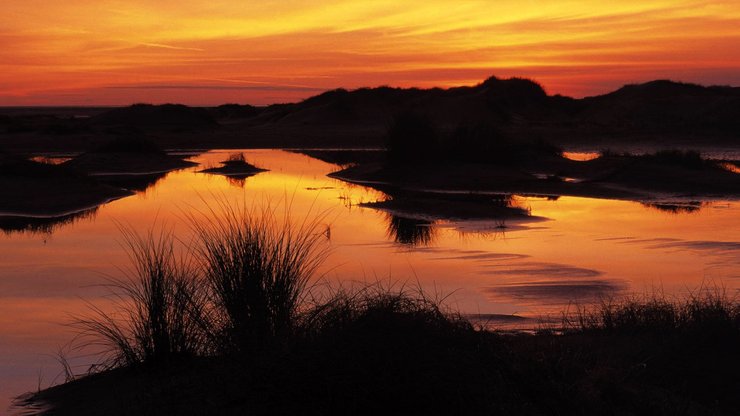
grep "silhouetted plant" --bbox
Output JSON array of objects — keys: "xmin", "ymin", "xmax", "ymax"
[
  {"xmin": 299, "ymin": 283, "xmax": 471, "ymax": 340},
  {"xmin": 223, "ymin": 152, "xmax": 247, "ymax": 165},
  {"xmin": 188, "ymin": 201, "xmax": 330, "ymax": 353},
  {"xmin": 73, "ymin": 226, "xmax": 206, "ymax": 368},
  {"xmin": 568, "ymin": 288, "xmax": 739, "ymax": 336}
]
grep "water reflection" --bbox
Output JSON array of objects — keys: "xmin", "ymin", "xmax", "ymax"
[
  {"xmin": 642, "ymin": 201, "xmax": 704, "ymax": 213},
  {"xmin": 94, "ymin": 172, "xmax": 170, "ymax": 193},
  {"xmin": 562, "ymin": 151, "xmax": 600, "ymax": 161},
  {"xmin": 0, "ymin": 207, "xmax": 98, "ymax": 235},
  {"xmin": 385, "ymin": 214, "xmax": 437, "ymax": 246},
  {"xmin": 484, "ymin": 279, "xmax": 626, "ymax": 304},
  {"xmin": 1, "ymin": 148, "xmax": 739, "ymax": 409},
  {"xmin": 223, "ymin": 174, "xmax": 263, "ymax": 188},
  {"xmin": 363, "ymin": 190, "xmax": 527, "ymax": 224}
]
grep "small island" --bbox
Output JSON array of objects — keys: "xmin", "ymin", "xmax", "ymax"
[{"xmin": 198, "ymin": 152, "xmax": 268, "ymax": 179}]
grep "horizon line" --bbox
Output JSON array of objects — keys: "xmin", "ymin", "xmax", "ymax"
[{"xmin": 2, "ymin": 76, "xmax": 738, "ymax": 109}]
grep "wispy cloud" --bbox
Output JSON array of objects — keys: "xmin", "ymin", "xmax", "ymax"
[
  {"xmin": 138, "ymin": 43, "xmax": 205, "ymax": 52},
  {"xmin": 2, "ymin": 0, "xmax": 740, "ymax": 104},
  {"xmin": 105, "ymin": 84, "xmax": 326, "ymax": 92}
]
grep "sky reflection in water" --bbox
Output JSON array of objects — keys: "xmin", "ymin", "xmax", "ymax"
[{"xmin": 1, "ymin": 149, "xmax": 739, "ymax": 408}]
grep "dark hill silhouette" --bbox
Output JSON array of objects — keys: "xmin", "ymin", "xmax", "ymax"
[
  {"xmin": 2, "ymin": 76, "xmax": 738, "ymax": 151},
  {"xmin": 90, "ymin": 103, "xmax": 217, "ymax": 132},
  {"xmin": 208, "ymin": 104, "xmax": 261, "ymax": 121},
  {"xmin": 579, "ymin": 80, "xmax": 740, "ymax": 136},
  {"xmin": 221, "ymin": 76, "xmax": 739, "ymax": 145},
  {"xmin": 244, "ymin": 77, "xmax": 553, "ymax": 131}
]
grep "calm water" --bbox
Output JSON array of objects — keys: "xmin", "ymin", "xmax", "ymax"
[{"xmin": 2, "ymin": 149, "xmax": 739, "ymax": 410}]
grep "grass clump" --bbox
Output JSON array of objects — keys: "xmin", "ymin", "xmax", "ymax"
[
  {"xmin": 568, "ymin": 289, "xmax": 740, "ymax": 337},
  {"xmin": 74, "ymin": 226, "xmax": 206, "ymax": 368},
  {"xmin": 188, "ymin": 202, "xmax": 329, "ymax": 353},
  {"xmin": 222, "ymin": 152, "xmax": 247, "ymax": 165},
  {"xmin": 71, "ymin": 203, "xmax": 330, "ymax": 367}
]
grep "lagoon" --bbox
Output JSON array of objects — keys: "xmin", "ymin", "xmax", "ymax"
[{"xmin": 2, "ymin": 149, "xmax": 739, "ymax": 410}]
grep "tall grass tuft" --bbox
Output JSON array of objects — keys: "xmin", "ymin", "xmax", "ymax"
[
  {"xmin": 74, "ymin": 226, "xmax": 206, "ymax": 368},
  {"xmin": 188, "ymin": 200, "xmax": 330, "ymax": 353},
  {"xmin": 568, "ymin": 288, "xmax": 740, "ymax": 336}
]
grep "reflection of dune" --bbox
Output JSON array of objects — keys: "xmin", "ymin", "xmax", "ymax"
[
  {"xmin": 0, "ymin": 207, "xmax": 98, "ymax": 235},
  {"xmin": 94, "ymin": 172, "xmax": 169, "ymax": 193},
  {"xmin": 1, "ymin": 152, "xmax": 132, "ymax": 216},
  {"xmin": 385, "ymin": 214, "xmax": 436, "ymax": 246},
  {"xmin": 363, "ymin": 191, "xmax": 529, "ymax": 223}
]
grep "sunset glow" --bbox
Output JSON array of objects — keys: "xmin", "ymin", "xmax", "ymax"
[{"xmin": 2, "ymin": 0, "xmax": 740, "ymax": 105}]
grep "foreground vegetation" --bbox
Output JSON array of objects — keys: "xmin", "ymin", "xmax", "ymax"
[{"xmin": 20, "ymin": 208, "xmax": 740, "ymax": 415}]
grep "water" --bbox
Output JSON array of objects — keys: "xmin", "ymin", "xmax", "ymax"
[{"xmin": 2, "ymin": 149, "xmax": 739, "ymax": 410}]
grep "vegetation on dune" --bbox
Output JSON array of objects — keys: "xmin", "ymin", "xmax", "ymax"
[
  {"xmin": 222, "ymin": 152, "xmax": 247, "ymax": 165},
  {"xmin": 33, "ymin": 274, "xmax": 740, "ymax": 415},
  {"xmin": 569, "ymin": 289, "xmax": 740, "ymax": 335}
]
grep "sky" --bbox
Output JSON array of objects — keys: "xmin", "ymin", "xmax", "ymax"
[{"xmin": 1, "ymin": 0, "xmax": 740, "ymax": 106}]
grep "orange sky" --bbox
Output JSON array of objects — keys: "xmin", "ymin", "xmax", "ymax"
[{"xmin": 2, "ymin": 0, "xmax": 740, "ymax": 106}]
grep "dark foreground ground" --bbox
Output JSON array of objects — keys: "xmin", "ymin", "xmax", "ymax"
[{"xmin": 19, "ymin": 293, "xmax": 740, "ymax": 416}]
